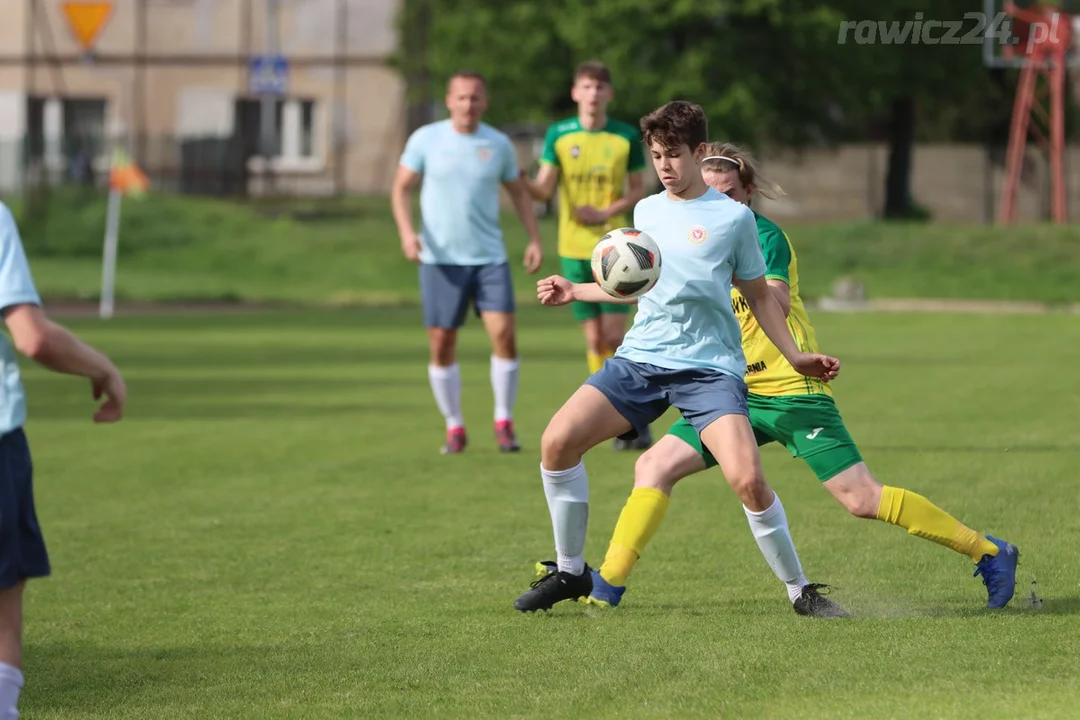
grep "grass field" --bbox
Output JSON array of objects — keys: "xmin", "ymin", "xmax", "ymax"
[
  {"xmin": 8, "ymin": 190, "xmax": 1080, "ymax": 306},
  {"xmin": 17, "ymin": 305, "xmax": 1080, "ymax": 719}
]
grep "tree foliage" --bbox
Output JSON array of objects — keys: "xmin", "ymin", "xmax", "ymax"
[
  {"xmin": 393, "ymin": 0, "xmax": 1028, "ymax": 216},
  {"xmin": 395, "ymin": 0, "xmax": 1007, "ymax": 144}
]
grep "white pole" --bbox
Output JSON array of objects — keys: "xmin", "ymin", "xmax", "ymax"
[
  {"xmin": 260, "ymin": 0, "xmax": 281, "ymax": 193},
  {"xmin": 99, "ymin": 188, "xmax": 122, "ymax": 319}
]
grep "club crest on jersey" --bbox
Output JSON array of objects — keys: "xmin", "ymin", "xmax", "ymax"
[
  {"xmin": 570, "ymin": 145, "xmax": 580, "ymax": 158},
  {"xmin": 688, "ymin": 225, "xmax": 708, "ymax": 244},
  {"xmin": 477, "ymin": 146, "xmax": 493, "ymax": 162}
]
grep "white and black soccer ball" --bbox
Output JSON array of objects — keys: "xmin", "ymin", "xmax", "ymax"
[{"xmin": 590, "ymin": 228, "xmax": 662, "ymax": 299}]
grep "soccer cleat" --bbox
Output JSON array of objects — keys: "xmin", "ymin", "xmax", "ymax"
[
  {"xmin": 792, "ymin": 584, "xmax": 851, "ymax": 618},
  {"xmin": 632, "ymin": 425, "xmax": 654, "ymax": 450},
  {"xmin": 974, "ymin": 535, "xmax": 1019, "ymax": 609},
  {"xmin": 534, "ymin": 560, "xmax": 558, "ymax": 578},
  {"xmin": 582, "ymin": 568, "xmax": 626, "ymax": 608},
  {"xmin": 495, "ymin": 420, "xmax": 521, "ymax": 453},
  {"xmin": 537, "ymin": 562, "xmax": 626, "ymax": 608},
  {"xmin": 514, "ymin": 564, "xmax": 593, "ymax": 612},
  {"xmin": 440, "ymin": 427, "xmax": 467, "ymax": 455},
  {"xmin": 613, "ymin": 425, "xmax": 653, "ymax": 452}
]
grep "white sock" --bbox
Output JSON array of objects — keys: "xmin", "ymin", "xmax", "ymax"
[
  {"xmin": 0, "ymin": 663, "xmax": 23, "ymax": 720},
  {"xmin": 490, "ymin": 355, "xmax": 519, "ymax": 422},
  {"xmin": 541, "ymin": 462, "xmax": 589, "ymax": 575},
  {"xmin": 428, "ymin": 364, "xmax": 463, "ymax": 429},
  {"xmin": 743, "ymin": 494, "xmax": 809, "ymax": 604}
]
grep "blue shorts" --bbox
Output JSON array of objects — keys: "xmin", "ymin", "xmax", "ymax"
[
  {"xmin": 0, "ymin": 428, "xmax": 50, "ymax": 589},
  {"xmin": 585, "ymin": 356, "xmax": 749, "ymax": 440},
  {"xmin": 419, "ymin": 262, "xmax": 515, "ymax": 329}
]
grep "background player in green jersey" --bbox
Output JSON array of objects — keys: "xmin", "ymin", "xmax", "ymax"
[{"xmin": 521, "ymin": 61, "xmax": 651, "ymax": 450}]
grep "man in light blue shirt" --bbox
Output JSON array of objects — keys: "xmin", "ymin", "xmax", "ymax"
[
  {"xmin": 0, "ymin": 201, "xmax": 126, "ymax": 719},
  {"xmin": 514, "ymin": 101, "xmax": 842, "ymax": 613},
  {"xmin": 391, "ymin": 71, "xmax": 544, "ymax": 456}
]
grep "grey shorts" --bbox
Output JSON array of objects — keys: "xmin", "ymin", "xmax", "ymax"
[
  {"xmin": 585, "ymin": 356, "xmax": 749, "ymax": 440},
  {"xmin": 419, "ymin": 262, "xmax": 515, "ymax": 329}
]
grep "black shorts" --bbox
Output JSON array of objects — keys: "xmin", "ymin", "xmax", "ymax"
[{"xmin": 0, "ymin": 428, "xmax": 50, "ymax": 589}]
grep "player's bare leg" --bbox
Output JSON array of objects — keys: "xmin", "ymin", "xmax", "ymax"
[
  {"xmin": 427, "ymin": 327, "xmax": 466, "ymax": 454},
  {"xmin": 481, "ymin": 311, "xmax": 521, "ymax": 452},
  {"xmin": 580, "ymin": 317, "xmax": 608, "ymax": 373},
  {"xmin": 634, "ymin": 435, "xmax": 704, "ymax": 495},
  {"xmin": 515, "ymin": 386, "xmax": 633, "ymax": 612},
  {"xmin": 824, "ymin": 462, "xmax": 1019, "ymax": 608},
  {"xmin": 563, "ymin": 435, "xmax": 705, "ymax": 607},
  {"xmin": 0, "ymin": 582, "xmax": 25, "ymax": 717},
  {"xmin": 598, "ymin": 313, "xmax": 627, "ymax": 360},
  {"xmin": 701, "ymin": 415, "xmax": 849, "ymax": 617}
]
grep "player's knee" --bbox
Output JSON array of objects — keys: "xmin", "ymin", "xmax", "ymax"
[
  {"xmin": 602, "ymin": 330, "xmax": 624, "ymax": 353},
  {"xmin": 725, "ymin": 466, "xmax": 769, "ymax": 505},
  {"xmin": 492, "ymin": 334, "xmax": 517, "ymax": 359},
  {"xmin": 540, "ymin": 422, "xmax": 579, "ymax": 469},
  {"xmin": 824, "ymin": 464, "xmax": 880, "ymax": 518},
  {"xmin": 585, "ymin": 335, "xmax": 606, "ymax": 355},
  {"xmin": 634, "ymin": 451, "xmax": 679, "ymax": 493},
  {"xmin": 428, "ymin": 329, "xmax": 457, "ymax": 365},
  {"xmin": 836, "ymin": 483, "xmax": 880, "ymax": 518}
]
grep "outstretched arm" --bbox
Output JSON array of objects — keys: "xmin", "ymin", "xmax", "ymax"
[{"xmin": 537, "ymin": 276, "xmax": 637, "ymax": 306}]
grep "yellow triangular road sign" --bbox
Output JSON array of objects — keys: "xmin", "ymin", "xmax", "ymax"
[{"xmin": 62, "ymin": 1, "xmax": 114, "ymax": 51}]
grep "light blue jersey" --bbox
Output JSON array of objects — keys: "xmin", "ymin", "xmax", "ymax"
[
  {"xmin": 400, "ymin": 120, "xmax": 520, "ymax": 266},
  {"xmin": 0, "ymin": 203, "xmax": 41, "ymax": 435},
  {"xmin": 616, "ymin": 187, "xmax": 766, "ymax": 377}
]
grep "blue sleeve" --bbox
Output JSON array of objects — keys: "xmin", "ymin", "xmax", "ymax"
[
  {"xmin": 0, "ymin": 204, "xmax": 40, "ymax": 311},
  {"xmin": 399, "ymin": 126, "xmax": 427, "ymax": 173},
  {"xmin": 501, "ymin": 135, "xmax": 519, "ymax": 183},
  {"xmin": 732, "ymin": 207, "xmax": 766, "ymax": 282}
]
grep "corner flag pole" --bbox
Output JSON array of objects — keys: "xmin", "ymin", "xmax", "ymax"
[
  {"xmin": 99, "ymin": 149, "xmax": 149, "ymax": 319},
  {"xmin": 99, "ymin": 187, "xmax": 121, "ymax": 319}
]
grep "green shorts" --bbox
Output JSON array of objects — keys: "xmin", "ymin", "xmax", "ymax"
[
  {"xmin": 667, "ymin": 394, "xmax": 863, "ymax": 482},
  {"xmin": 560, "ymin": 257, "xmax": 632, "ymax": 322}
]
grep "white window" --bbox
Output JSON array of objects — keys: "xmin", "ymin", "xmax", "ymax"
[{"xmin": 274, "ymin": 99, "xmax": 317, "ymax": 161}]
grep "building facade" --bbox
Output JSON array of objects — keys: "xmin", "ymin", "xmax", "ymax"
[{"xmin": 0, "ymin": 0, "xmax": 407, "ymax": 196}]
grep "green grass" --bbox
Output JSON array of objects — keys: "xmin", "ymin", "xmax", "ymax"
[
  {"xmin": 18, "ymin": 305, "xmax": 1080, "ymax": 718},
  {"xmin": 7, "ymin": 189, "xmax": 1080, "ymax": 305}
]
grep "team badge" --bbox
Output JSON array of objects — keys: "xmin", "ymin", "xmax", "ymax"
[
  {"xmin": 688, "ymin": 225, "xmax": 708, "ymax": 244},
  {"xmin": 570, "ymin": 145, "xmax": 580, "ymax": 158},
  {"xmin": 477, "ymin": 147, "xmax": 492, "ymax": 162}
]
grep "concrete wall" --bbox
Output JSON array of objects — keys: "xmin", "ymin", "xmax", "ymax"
[{"xmin": 512, "ymin": 138, "xmax": 1080, "ymax": 224}]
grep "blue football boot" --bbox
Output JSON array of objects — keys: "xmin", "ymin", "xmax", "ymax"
[{"xmin": 973, "ymin": 535, "xmax": 1019, "ymax": 609}]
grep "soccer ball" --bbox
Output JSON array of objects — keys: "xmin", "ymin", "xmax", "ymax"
[{"xmin": 590, "ymin": 228, "xmax": 662, "ymax": 299}]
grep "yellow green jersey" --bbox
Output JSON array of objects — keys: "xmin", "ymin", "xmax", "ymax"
[
  {"xmin": 539, "ymin": 117, "xmax": 646, "ymax": 259},
  {"xmin": 730, "ymin": 211, "xmax": 832, "ymax": 397}
]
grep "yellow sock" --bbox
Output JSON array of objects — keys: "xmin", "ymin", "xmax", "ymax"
[
  {"xmin": 876, "ymin": 486, "xmax": 998, "ymax": 563},
  {"xmin": 599, "ymin": 488, "xmax": 670, "ymax": 586},
  {"xmin": 586, "ymin": 348, "xmax": 614, "ymax": 375}
]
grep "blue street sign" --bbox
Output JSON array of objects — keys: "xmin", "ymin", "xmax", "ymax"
[{"xmin": 248, "ymin": 55, "xmax": 289, "ymax": 96}]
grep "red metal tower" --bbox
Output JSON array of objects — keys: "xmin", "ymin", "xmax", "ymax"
[{"xmin": 998, "ymin": 2, "xmax": 1073, "ymax": 223}]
